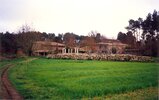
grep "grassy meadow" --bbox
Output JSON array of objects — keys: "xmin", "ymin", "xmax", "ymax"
[{"xmin": 8, "ymin": 58, "xmax": 158, "ymax": 99}]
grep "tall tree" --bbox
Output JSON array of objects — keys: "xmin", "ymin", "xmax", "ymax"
[
  {"xmin": 125, "ymin": 10, "xmax": 159, "ymax": 56},
  {"xmin": 141, "ymin": 10, "xmax": 159, "ymax": 56},
  {"xmin": 126, "ymin": 19, "xmax": 142, "ymax": 41}
]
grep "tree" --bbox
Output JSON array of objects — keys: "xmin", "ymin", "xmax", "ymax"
[
  {"xmin": 137, "ymin": 17, "xmax": 143, "ymax": 40},
  {"xmin": 95, "ymin": 33, "xmax": 101, "ymax": 43},
  {"xmin": 18, "ymin": 24, "xmax": 34, "ymax": 33},
  {"xmin": 54, "ymin": 34, "xmax": 63, "ymax": 43},
  {"xmin": 88, "ymin": 30, "xmax": 98, "ymax": 38},
  {"xmin": 1, "ymin": 31, "xmax": 17, "ymax": 54},
  {"xmin": 63, "ymin": 32, "xmax": 76, "ymax": 47},
  {"xmin": 126, "ymin": 31, "xmax": 136, "ymax": 47},
  {"xmin": 80, "ymin": 36, "xmax": 96, "ymax": 53},
  {"xmin": 41, "ymin": 32, "xmax": 55, "ymax": 41},
  {"xmin": 117, "ymin": 31, "xmax": 136, "ymax": 48},
  {"xmin": 15, "ymin": 31, "xmax": 43, "ymax": 55},
  {"xmin": 126, "ymin": 19, "xmax": 143, "ymax": 41},
  {"xmin": 117, "ymin": 32, "xmax": 127, "ymax": 43},
  {"xmin": 141, "ymin": 10, "xmax": 159, "ymax": 56},
  {"xmin": 124, "ymin": 10, "xmax": 159, "ymax": 56}
]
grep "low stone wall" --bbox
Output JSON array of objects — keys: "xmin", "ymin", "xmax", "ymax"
[{"xmin": 46, "ymin": 53, "xmax": 152, "ymax": 62}]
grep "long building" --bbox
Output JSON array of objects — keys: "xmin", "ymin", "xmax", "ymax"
[
  {"xmin": 32, "ymin": 39, "xmax": 128, "ymax": 56},
  {"xmin": 32, "ymin": 41, "xmax": 65, "ymax": 56}
]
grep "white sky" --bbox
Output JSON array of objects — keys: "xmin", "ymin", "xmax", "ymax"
[{"xmin": 0, "ymin": 0, "xmax": 159, "ymax": 38}]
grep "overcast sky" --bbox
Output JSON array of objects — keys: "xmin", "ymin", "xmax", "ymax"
[{"xmin": 0, "ymin": 0, "xmax": 159, "ymax": 38}]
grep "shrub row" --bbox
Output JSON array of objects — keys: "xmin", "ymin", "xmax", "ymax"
[{"xmin": 47, "ymin": 54, "xmax": 152, "ymax": 62}]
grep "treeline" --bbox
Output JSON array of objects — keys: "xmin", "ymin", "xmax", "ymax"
[
  {"xmin": 117, "ymin": 10, "xmax": 159, "ymax": 57},
  {"xmin": 0, "ymin": 30, "xmax": 105, "ymax": 56},
  {"xmin": 0, "ymin": 10, "xmax": 159, "ymax": 57}
]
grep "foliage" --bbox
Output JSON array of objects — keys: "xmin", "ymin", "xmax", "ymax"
[
  {"xmin": 80, "ymin": 36, "xmax": 96, "ymax": 53},
  {"xmin": 15, "ymin": 31, "xmax": 44, "ymax": 55},
  {"xmin": 63, "ymin": 32, "xmax": 76, "ymax": 47},
  {"xmin": 118, "ymin": 10, "xmax": 159, "ymax": 56},
  {"xmin": 117, "ymin": 31, "xmax": 136, "ymax": 47},
  {"xmin": 0, "ymin": 29, "xmax": 105, "ymax": 56},
  {"xmin": 0, "ymin": 32, "xmax": 17, "ymax": 54}
]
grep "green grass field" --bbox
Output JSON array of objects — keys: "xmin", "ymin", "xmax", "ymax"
[{"xmin": 8, "ymin": 58, "xmax": 158, "ymax": 99}]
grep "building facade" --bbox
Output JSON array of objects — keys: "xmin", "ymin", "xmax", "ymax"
[
  {"xmin": 32, "ymin": 41, "xmax": 65, "ymax": 56},
  {"xmin": 32, "ymin": 41, "xmax": 80, "ymax": 56},
  {"xmin": 96, "ymin": 39, "xmax": 128, "ymax": 54},
  {"xmin": 32, "ymin": 40, "xmax": 127, "ymax": 56}
]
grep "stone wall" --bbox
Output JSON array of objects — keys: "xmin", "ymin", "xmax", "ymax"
[{"xmin": 47, "ymin": 53, "xmax": 153, "ymax": 62}]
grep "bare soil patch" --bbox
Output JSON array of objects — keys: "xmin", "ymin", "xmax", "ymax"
[{"xmin": 1, "ymin": 64, "xmax": 23, "ymax": 100}]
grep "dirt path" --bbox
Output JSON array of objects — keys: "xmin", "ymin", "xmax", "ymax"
[
  {"xmin": 1, "ymin": 58, "xmax": 37, "ymax": 100},
  {"xmin": 1, "ymin": 64, "xmax": 23, "ymax": 100}
]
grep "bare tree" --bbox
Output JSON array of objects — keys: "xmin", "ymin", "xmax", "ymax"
[
  {"xmin": 18, "ymin": 23, "xmax": 35, "ymax": 33},
  {"xmin": 80, "ymin": 36, "xmax": 96, "ymax": 53}
]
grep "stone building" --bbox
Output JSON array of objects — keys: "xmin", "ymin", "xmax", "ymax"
[
  {"xmin": 32, "ymin": 39, "xmax": 127, "ymax": 56},
  {"xmin": 96, "ymin": 39, "xmax": 128, "ymax": 54},
  {"xmin": 32, "ymin": 41, "xmax": 79, "ymax": 56},
  {"xmin": 32, "ymin": 41, "xmax": 65, "ymax": 56}
]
